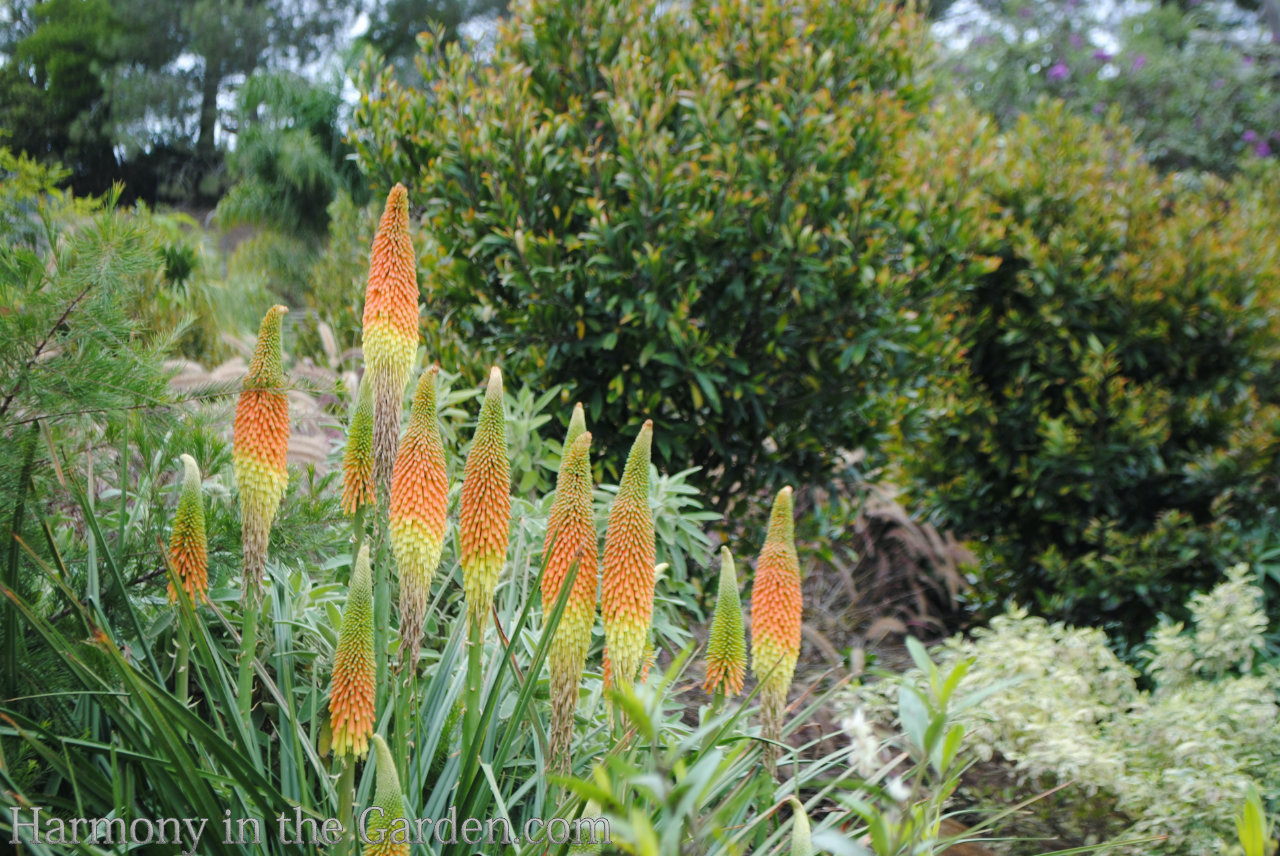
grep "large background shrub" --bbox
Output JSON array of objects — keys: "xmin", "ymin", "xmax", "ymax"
[
  {"xmin": 908, "ymin": 102, "xmax": 1280, "ymax": 639},
  {"xmin": 351, "ymin": 0, "xmax": 995, "ymax": 513}
]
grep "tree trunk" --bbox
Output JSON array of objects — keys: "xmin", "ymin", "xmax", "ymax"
[{"xmin": 196, "ymin": 58, "xmax": 221, "ymax": 162}]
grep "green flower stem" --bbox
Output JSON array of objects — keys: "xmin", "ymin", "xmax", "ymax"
[
  {"xmin": 236, "ymin": 598, "xmax": 259, "ymax": 727},
  {"xmin": 176, "ymin": 618, "xmax": 190, "ymax": 707},
  {"xmin": 335, "ymin": 756, "xmax": 357, "ymax": 856}
]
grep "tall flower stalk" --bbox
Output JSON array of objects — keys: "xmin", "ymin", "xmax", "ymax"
[
  {"xmin": 168, "ymin": 453, "xmax": 207, "ymax": 707},
  {"xmin": 361, "ymin": 184, "xmax": 420, "ymax": 495},
  {"xmin": 390, "ymin": 365, "xmax": 448, "ymax": 666},
  {"xmin": 601, "ymin": 420, "xmax": 656, "ymax": 695},
  {"xmin": 750, "ymin": 485, "xmax": 802, "ymax": 772},
  {"xmin": 233, "ymin": 304, "xmax": 290, "ymax": 594},
  {"xmin": 329, "ymin": 543, "xmax": 377, "ymax": 761},
  {"xmin": 167, "ymin": 453, "xmax": 208, "ymax": 606},
  {"xmin": 232, "ymin": 304, "xmax": 290, "ymax": 724},
  {"xmin": 703, "ymin": 546, "xmax": 746, "ymax": 699},
  {"xmin": 363, "ymin": 734, "xmax": 411, "ymax": 856},
  {"xmin": 542, "ymin": 429, "xmax": 598, "ymax": 771},
  {"xmin": 458, "ymin": 366, "xmax": 511, "ymax": 744},
  {"xmin": 459, "ymin": 366, "xmax": 511, "ymax": 632},
  {"xmin": 341, "ymin": 375, "xmax": 377, "ymax": 517}
]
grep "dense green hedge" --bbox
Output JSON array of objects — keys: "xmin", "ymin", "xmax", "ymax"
[
  {"xmin": 910, "ymin": 102, "xmax": 1280, "ymax": 637},
  {"xmin": 352, "ymin": 0, "xmax": 994, "ymax": 512},
  {"xmin": 352, "ymin": 0, "xmax": 1280, "ymax": 636}
]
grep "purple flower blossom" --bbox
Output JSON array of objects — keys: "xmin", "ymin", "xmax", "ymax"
[
  {"xmin": 1243, "ymin": 130, "xmax": 1259, "ymax": 143},
  {"xmin": 1092, "ymin": 49, "xmax": 1112, "ymax": 62},
  {"xmin": 1130, "ymin": 54, "xmax": 1147, "ymax": 72},
  {"xmin": 1257, "ymin": 141, "xmax": 1272, "ymax": 157},
  {"xmin": 1047, "ymin": 62, "xmax": 1070, "ymax": 81},
  {"xmin": 1244, "ymin": 55, "xmax": 1255, "ymax": 66},
  {"xmin": 1069, "ymin": 33, "xmax": 1083, "ymax": 49},
  {"xmin": 1093, "ymin": 102, "xmax": 1106, "ymax": 116},
  {"xmin": 1212, "ymin": 78, "xmax": 1225, "ymax": 90}
]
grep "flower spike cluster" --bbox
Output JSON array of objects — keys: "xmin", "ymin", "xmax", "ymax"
[
  {"xmin": 390, "ymin": 365, "xmax": 449, "ymax": 662},
  {"xmin": 459, "ymin": 367, "xmax": 511, "ymax": 631},
  {"xmin": 168, "ymin": 454, "xmax": 208, "ymax": 604},
  {"xmin": 363, "ymin": 734, "xmax": 410, "ymax": 856},
  {"xmin": 341, "ymin": 375, "xmax": 377, "ymax": 516},
  {"xmin": 362, "ymin": 183, "xmax": 420, "ymax": 493},
  {"xmin": 542, "ymin": 428, "xmax": 599, "ymax": 769},
  {"xmin": 233, "ymin": 304, "xmax": 290, "ymax": 595},
  {"xmin": 750, "ymin": 486, "xmax": 803, "ymax": 763},
  {"xmin": 601, "ymin": 420, "xmax": 656, "ymax": 692},
  {"xmin": 328, "ymin": 544, "xmax": 377, "ymax": 760},
  {"xmin": 703, "ymin": 546, "xmax": 746, "ymax": 697}
]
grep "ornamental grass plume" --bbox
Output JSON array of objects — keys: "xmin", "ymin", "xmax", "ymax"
[
  {"xmin": 390, "ymin": 365, "xmax": 449, "ymax": 663},
  {"xmin": 363, "ymin": 734, "xmax": 410, "ymax": 856},
  {"xmin": 362, "ymin": 183, "xmax": 420, "ymax": 493},
  {"xmin": 341, "ymin": 374, "xmax": 377, "ymax": 516},
  {"xmin": 329, "ymin": 543, "xmax": 377, "ymax": 760},
  {"xmin": 459, "ymin": 366, "xmax": 511, "ymax": 631},
  {"xmin": 703, "ymin": 546, "xmax": 746, "ymax": 697},
  {"xmin": 751, "ymin": 486, "xmax": 802, "ymax": 766},
  {"xmin": 233, "ymin": 304, "xmax": 290, "ymax": 594},
  {"xmin": 601, "ymin": 420, "xmax": 656, "ymax": 692},
  {"xmin": 167, "ymin": 454, "xmax": 208, "ymax": 604},
  {"xmin": 542, "ymin": 429, "xmax": 599, "ymax": 770}
]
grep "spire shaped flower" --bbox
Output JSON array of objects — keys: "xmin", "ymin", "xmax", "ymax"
[
  {"xmin": 600, "ymin": 420, "xmax": 656, "ymax": 692},
  {"xmin": 168, "ymin": 454, "xmax": 208, "ymax": 604},
  {"xmin": 363, "ymin": 734, "xmax": 411, "ymax": 856},
  {"xmin": 750, "ymin": 486, "xmax": 802, "ymax": 759},
  {"xmin": 233, "ymin": 304, "xmax": 290, "ymax": 593},
  {"xmin": 703, "ymin": 546, "xmax": 746, "ymax": 697},
  {"xmin": 390, "ymin": 365, "xmax": 449, "ymax": 661},
  {"xmin": 329, "ymin": 544, "xmax": 377, "ymax": 760},
  {"xmin": 362, "ymin": 183, "xmax": 420, "ymax": 492},
  {"xmin": 341, "ymin": 375, "xmax": 376, "ymax": 516},
  {"xmin": 459, "ymin": 367, "xmax": 511, "ymax": 631},
  {"xmin": 542, "ymin": 429, "xmax": 598, "ymax": 769}
]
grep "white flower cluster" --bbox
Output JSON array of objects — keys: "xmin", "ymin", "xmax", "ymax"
[{"xmin": 846, "ymin": 564, "xmax": 1280, "ymax": 855}]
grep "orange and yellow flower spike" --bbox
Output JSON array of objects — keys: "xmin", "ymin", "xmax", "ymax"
[
  {"xmin": 329, "ymin": 543, "xmax": 377, "ymax": 760},
  {"xmin": 459, "ymin": 367, "xmax": 511, "ymax": 631},
  {"xmin": 233, "ymin": 304, "xmax": 290, "ymax": 594},
  {"xmin": 703, "ymin": 546, "xmax": 746, "ymax": 697},
  {"xmin": 600, "ymin": 420, "xmax": 655, "ymax": 692},
  {"xmin": 362, "ymin": 183, "xmax": 420, "ymax": 493},
  {"xmin": 542, "ymin": 430, "xmax": 598, "ymax": 769},
  {"xmin": 362, "ymin": 734, "xmax": 410, "ymax": 856},
  {"xmin": 750, "ymin": 486, "xmax": 802, "ymax": 762},
  {"xmin": 167, "ymin": 454, "xmax": 208, "ymax": 604},
  {"xmin": 390, "ymin": 365, "xmax": 449, "ymax": 662},
  {"xmin": 341, "ymin": 374, "xmax": 376, "ymax": 517}
]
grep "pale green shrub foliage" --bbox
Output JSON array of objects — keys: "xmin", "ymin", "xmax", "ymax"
[{"xmin": 853, "ymin": 565, "xmax": 1280, "ymax": 855}]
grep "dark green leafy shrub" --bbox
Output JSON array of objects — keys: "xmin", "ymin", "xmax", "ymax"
[
  {"xmin": 910, "ymin": 101, "xmax": 1280, "ymax": 640},
  {"xmin": 351, "ymin": 0, "xmax": 994, "ymax": 512}
]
